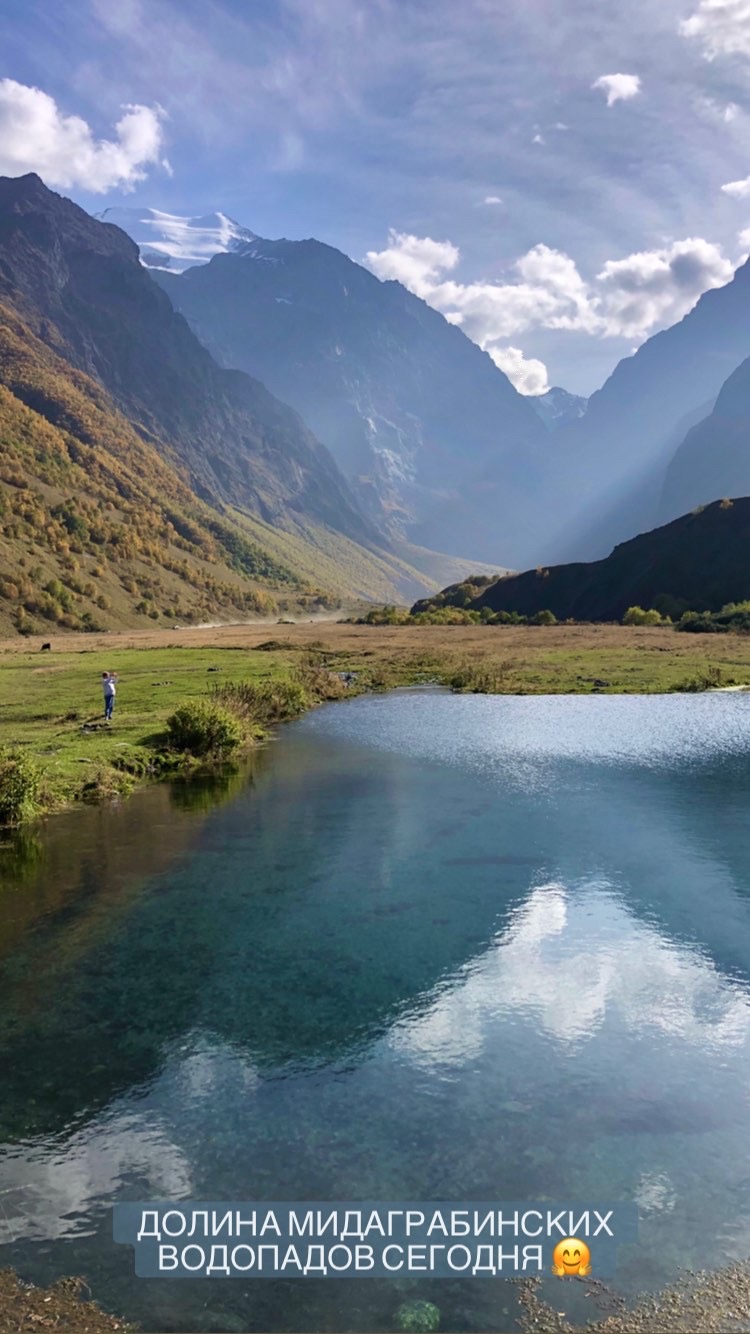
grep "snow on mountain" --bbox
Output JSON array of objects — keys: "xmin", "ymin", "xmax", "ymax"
[
  {"xmin": 531, "ymin": 385, "xmax": 588, "ymax": 430},
  {"xmin": 93, "ymin": 207, "xmax": 256, "ymax": 272}
]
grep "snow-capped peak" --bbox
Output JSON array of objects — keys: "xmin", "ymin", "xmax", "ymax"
[{"xmin": 93, "ymin": 206, "xmax": 257, "ymax": 272}]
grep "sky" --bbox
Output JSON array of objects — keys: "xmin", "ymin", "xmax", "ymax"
[{"xmin": 3, "ymin": 0, "xmax": 750, "ymax": 395}]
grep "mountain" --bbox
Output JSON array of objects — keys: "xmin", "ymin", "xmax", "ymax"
[
  {"xmin": 0, "ymin": 299, "xmax": 314, "ymax": 634},
  {"xmin": 0, "ymin": 175, "xmax": 372, "ymax": 544},
  {"xmin": 539, "ymin": 258, "xmax": 750, "ymax": 561},
  {"xmin": 147, "ymin": 232, "xmax": 547, "ymax": 567},
  {"xmin": 660, "ymin": 356, "xmax": 750, "ymax": 522},
  {"xmin": 413, "ymin": 498, "xmax": 750, "ymax": 623},
  {"xmin": 93, "ymin": 207, "xmax": 257, "ymax": 271},
  {"xmin": 0, "ymin": 174, "xmax": 477, "ymax": 618},
  {"xmin": 530, "ymin": 386, "xmax": 588, "ymax": 430}
]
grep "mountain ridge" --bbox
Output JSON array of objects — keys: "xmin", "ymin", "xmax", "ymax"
[
  {"xmin": 150, "ymin": 232, "xmax": 548, "ymax": 565},
  {"xmin": 413, "ymin": 498, "xmax": 750, "ymax": 623}
]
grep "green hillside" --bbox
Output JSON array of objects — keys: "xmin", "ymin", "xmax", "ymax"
[{"xmin": 412, "ymin": 498, "xmax": 750, "ymax": 623}]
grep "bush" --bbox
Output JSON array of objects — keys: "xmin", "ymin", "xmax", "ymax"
[
  {"xmin": 358, "ymin": 604, "xmax": 410, "ymax": 625},
  {"xmin": 449, "ymin": 660, "xmax": 514, "ymax": 693},
  {"xmin": 211, "ymin": 678, "xmax": 310, "ymax": 727},
  {"xmin": 0, "ymin": 747, "xmax": 41, "ymax": 825},
  {"xmin": 675, "ymin": 665, "xmax": 725, "ymax": 692},
  {"xmin": 623, "ymin": 606, "xmax": 664, "ymax": 626},
  {"xmin": 531, "ymin": 608, "xmax": 557, "ymax": 625},
  {"xmin": 166, "ymin": 701, "xmax": 243, "ymax": 758},
  {"xmin": 676, "ymin": 610, "xmax": 723, "ymax": 634},
  {"xmin": 487, "ymin": 609, "xmax": 528, "ymax": 625}
]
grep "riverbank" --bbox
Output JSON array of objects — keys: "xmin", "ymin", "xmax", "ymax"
[
  {"xmin": 0, "ymin": 1268, "xmax": 134, "ymax": 1331},
  {"xmin": 3, "ymin": 1261, "xmax": 750, "ymax": 1333},
  {"xmin": 3, "ymin": 621, "xmax": 750, "ymax": 820}
]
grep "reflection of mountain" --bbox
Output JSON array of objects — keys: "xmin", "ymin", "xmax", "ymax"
[{"xmin": 2, "ymin": 696, "xmax": 750, "ymax": 1148}]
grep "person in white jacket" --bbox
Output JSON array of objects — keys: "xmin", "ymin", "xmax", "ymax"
[{"xmin": 102, "ymin": 672, "xmax": 118, "ymax": 722}]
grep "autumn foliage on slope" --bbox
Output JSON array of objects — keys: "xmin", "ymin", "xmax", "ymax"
[{"xmin": 0, "ymin": 303, "xmax": 302, "ymax": 634}]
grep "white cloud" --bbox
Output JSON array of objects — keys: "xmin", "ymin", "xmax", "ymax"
[
  {"xmin": 487, "ymin": 345, "xmax": 550, "ymax": 395},
  {"xmin": 722, "ymin": 173, "xmax": 750, "ymax": 196},
  {"xmin": 483, "ymin": 194, "xmax": 503, "ymax": 205},
  {"xmin": 595, "ymin": 236, "xmax": 733, "ymax": 336},
  {"xmin": 364, "ymin": 230, "xmax": 459, "ymax": 297},
  {"xmin": 0, "ymin": 79, "xmax": 166, "ymax": 193},
  {"xmin": 680, "ymin": 0, "xmax": 750, "ymax": 59},
  {"xmin": 592, "ymin": 73, "xmax": 642, "ymax": 106},
  {"xmin": 365, "ymin": 230, "xmax": 734, "ymax": 373},
  {"xmin": 739, "ymin": 226, "xmax": 750, "ymax": 248}
]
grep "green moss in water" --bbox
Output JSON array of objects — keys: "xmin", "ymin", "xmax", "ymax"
[{"xmin": 394, "ymin": 1300, "xmax": 441, "ymax": 1332}]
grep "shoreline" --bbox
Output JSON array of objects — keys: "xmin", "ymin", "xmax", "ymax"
[
  {"xmin": 2, "ymin": 620, "xmax": 750, "ymax": 827},
  {"xmin": 3, "ymin": 633, "xmax": 750, "ymax": 1331}
]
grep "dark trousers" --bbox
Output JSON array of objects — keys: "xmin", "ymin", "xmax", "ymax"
[{"xmin": 104, "ymin": 695, "xmax": 114, "ymax": 720}]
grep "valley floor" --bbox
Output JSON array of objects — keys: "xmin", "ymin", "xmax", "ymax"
[
  {"xmin": 3, "ymin": 621, "xmax": 750, "ymax": 816},
  {"xmin": 4, "ymin": 624, "xmax": 750, "ymax": 1333}
]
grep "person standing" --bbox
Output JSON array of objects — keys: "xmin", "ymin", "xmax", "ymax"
[{"xmin": 102, "ymin": 672, "xmax": 118, "ymax": 722}]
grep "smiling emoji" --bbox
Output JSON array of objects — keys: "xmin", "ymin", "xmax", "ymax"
[{"xmin": 551, "ymin": 1237, "xmax": 591, "ymax": 1276}]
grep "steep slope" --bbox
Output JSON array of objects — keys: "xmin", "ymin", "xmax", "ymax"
[
  {"xmin": 0, "ymin": 301, "xmax": 307, "ymax": 635},
  {"xmin": 152, "ymin": 236, "xmax": 547, "ymax": 566},
  {"xmin": 414, "ymin": 498, "xmax": 750, "ymax": 623},
  {"xmin": 0, "ymin": 174, "xmax": 482, "ymax": 609},
  {"xmin": 0, "ymin": 174, "xmax": 374, "ymax": 547},
  {"xmin": 660, "ymin": 356, "xmax": 750, "ymax": 520},
  {"xmin": 542, "ymin": 259, "xmax": 750, "ymax": 560}
]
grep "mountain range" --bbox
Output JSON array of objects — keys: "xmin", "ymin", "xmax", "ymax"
[
  {"xmin": 4, "ymin": 178, "xmax": 750, "ymax": 637},
  {"xmin": 114, "ymin": 201, "xmax": 750, "ymax": 574},
  {"xmin": 540, "ymin": 256, "xmax": 750, "ymax": 562},
  {"xmin": 153, "ymin": 235, "xmax": 547, "ymax": 566},
  {"xmin": 0, "ymin": 174, "xmax": 506, "ymax": 635}
]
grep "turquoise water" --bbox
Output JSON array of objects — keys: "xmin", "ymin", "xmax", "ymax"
[{"xmin": 2, "ymin": 689, "xmax": 750, "ymax": 1331}]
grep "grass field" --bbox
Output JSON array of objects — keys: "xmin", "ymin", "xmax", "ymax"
[{"xmin": 2, "ymin": 620, "xmax": 750, "ymax": 815}]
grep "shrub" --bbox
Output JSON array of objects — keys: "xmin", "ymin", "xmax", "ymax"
[
  {"xmin": 531, "ymin": 608, "xmax": 557, "ymax": 625},
  {"xmin": 291, "ymin": 654, "xmax": 348, "ymax": 702},
  {"xmin": 449, "ymin": 660, "xmax": 514, "ymax": 693},
  {"xmin": 210, "ymin": 677, "xmax": 310, "ymax": 728},
  {"xmin": 0, "ymin": 747, "xmax": 41, "ymax": 825},
  {"xmin": 487, "ymin": 609, "xmax": 528, "ymax": 625},
  {"xmin": 166, "ymin": 701, "xmax": 243, "ymax": 758},
  {"xmin": 675, "ymin": 665, "xmax": 725, "ymax": 692},
  {"xmin": 359, "ymin": 605, "xmax": 410, "ymax": 625},
  {"xmin": 676, "ymin": 610, "xmax": 723, "ymax": 634},
  {"xmin": 623, "ymin": 606, "xmax": 664, "ymax": 626}
]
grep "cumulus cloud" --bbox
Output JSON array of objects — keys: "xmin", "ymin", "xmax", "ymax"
[
  {"xmin": 483, "ymin": 195, "xmax": 503, "ymax": 205},
  {"xmin": 595, "ymin": 237, "xmax": 733, "ymax": 336},
  {"xmin": 592, "ymin": 73, "xmax": 642, "ymax": 106},
  {"xmin": 722, "ymin": 173, "xmax": 750, "ymax": 197},
  {"xmin": 487, "ymin": 345, "xmax": 550, "ymax": 395},
  {"xmin": 364, "ymin": 231, "xmax": 459, "ymax": 297},
  {"xmin": 680, "ymin": 0, "xmax": 750, "ymax": 59},
  {"xmin": 365, "ymin": 230, "xmax": 734, "ymax": 383},
  {"xmin": 0, "ymin": 79, "xmax": 166, "ymax": 193}
]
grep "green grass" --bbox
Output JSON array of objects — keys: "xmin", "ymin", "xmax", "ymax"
[
  {"xmin": 3, "ymin": 624, "xmax": 750, "ymax": 820},
  {"xmin": 0, "ymin": 645, "xmax": 300, "ymax": 808}
]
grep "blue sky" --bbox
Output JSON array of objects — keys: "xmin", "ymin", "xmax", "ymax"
[{"xmin": 3, "ymin": 0, "xmax": 750, "ymax": 394}]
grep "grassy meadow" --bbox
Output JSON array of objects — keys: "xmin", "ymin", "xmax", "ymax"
[{"xmin": 1, "ymin": 619, "xmax": 750, "ymax": 819}]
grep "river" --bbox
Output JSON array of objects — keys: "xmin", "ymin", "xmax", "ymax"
[{"xmin": 1, "ymin": 688, "xmax": 750, "ymax": 1332}]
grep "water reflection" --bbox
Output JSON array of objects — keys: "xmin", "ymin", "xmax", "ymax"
[{"xmin": 0, "ymin": 692, "xmax": 750, "ymax": 1331}]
